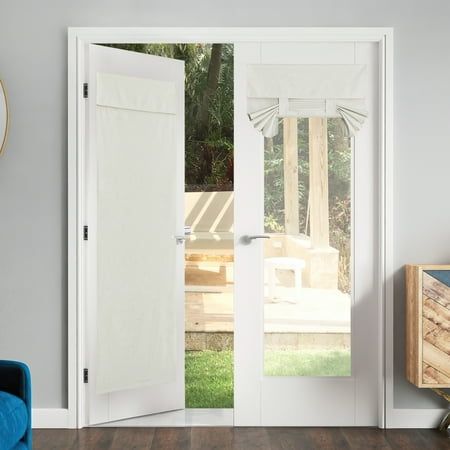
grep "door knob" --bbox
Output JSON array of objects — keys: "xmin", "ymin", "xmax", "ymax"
[{"xmin": 240, "ymin": 235, "xmax": 271, "ymax": 245}]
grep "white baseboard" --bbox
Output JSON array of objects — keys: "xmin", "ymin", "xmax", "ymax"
[
  {"xmin": 32, "ymin": 406, "xmax": 447, "ymax": 429},
  {"xmin": 386, "ymin": 407, "xmax": 448, "ymax": 428},
  {"xmin": 97, "ymin": 408, "xmax": 233, "ymax": 427},
  {"xmin": 32, "ymin": 408, "xmax": 70, "ymax": 428}
]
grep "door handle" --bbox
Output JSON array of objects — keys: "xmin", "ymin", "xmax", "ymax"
[
  {"xmin": 240, "ymin": 234, "xmax": 271, "ymax": 245},
  {"xmin": 175, "ymin": 226, "xmax": 192, "ymax": 244}
]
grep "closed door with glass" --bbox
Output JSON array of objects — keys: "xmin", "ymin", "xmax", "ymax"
[{"xmin": 234, "ymin": 41, "xmax": 380, "ymax": 426}]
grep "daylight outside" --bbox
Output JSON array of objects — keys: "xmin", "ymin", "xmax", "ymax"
[{"xmin": 263, "ymin": 118, "xmax": 352, "ymax": 378}]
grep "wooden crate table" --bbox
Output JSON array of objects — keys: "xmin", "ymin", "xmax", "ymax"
[{"xmin": 405, "ymin": 264, "xmax": 450, "ymax": 430}]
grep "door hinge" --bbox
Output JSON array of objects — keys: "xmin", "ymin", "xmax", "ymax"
[
  {"xmin": 83, "ymin": 83, "xmax": 88, "ymax": 99},
  {"xmin": 83, "ymin": 368, "xmax": 89, "ymax": 383},
  {"xmin": 83, "ymin": 225, "xmax": 88, "ymax": 241}
]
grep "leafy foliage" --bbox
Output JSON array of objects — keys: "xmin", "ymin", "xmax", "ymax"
[
  {"xmin": 105, "ymin": 43, "xmax": 234, "ymax": 191},
  {"xmin": 264, "ymin": 118, "xmax": 352, "ymax": 292}
]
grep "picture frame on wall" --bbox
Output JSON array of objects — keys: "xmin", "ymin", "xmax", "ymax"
[{"xmin": 0, "ymin": 80, "xmax": 9, "ymax": 156}]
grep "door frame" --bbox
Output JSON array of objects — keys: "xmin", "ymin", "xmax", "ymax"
[{"xmin": 68, "ymin": 27, "xmax": 393, "ymax": 429}]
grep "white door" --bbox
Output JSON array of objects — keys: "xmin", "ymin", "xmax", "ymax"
[
  {"xmin": 85, "ymin": 44, "xmax": 185, "ymax": 425},
  {"xmin": 234, "ymin": 42, "xmax": 380, "ymax": 426}
]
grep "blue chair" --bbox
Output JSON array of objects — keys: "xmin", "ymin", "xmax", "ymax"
[{"xmin": 0, "ymin": 361, "xmax": 31, "ymax": 450}]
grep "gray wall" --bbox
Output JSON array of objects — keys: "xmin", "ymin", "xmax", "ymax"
[{"xmin": 1, "ymin": 0, "xmax": 449, "ymax": 409}]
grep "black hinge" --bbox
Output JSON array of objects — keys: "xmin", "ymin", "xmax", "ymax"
[
  {"xmin": 83, "ymin": 82, "xmax": 88, "ymax": 99},
  {"xmin": 83, "ymin": 225, "xmax": 88, "ymax": 241},
  {"xmin": 83, "ymin": 368, "xmax": 89, "ymax": 383}
]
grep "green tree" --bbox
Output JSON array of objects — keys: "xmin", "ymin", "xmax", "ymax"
[
  {"xmin": 105, "ymin": 43, "xmax": 234, "ymax": 191},
  {"xmin": 264, "ymin": 118, "xmax": 352, "ymax": 292}
]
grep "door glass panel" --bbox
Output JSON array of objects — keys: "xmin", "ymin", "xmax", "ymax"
[{"xmin": 263, "ymin": 117, "xmax": 351, "ymax": 377}]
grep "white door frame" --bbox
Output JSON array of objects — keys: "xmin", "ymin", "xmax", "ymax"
[{"xmin": 68, "ymin": 27, "xmax": 394, "ymax": 429}]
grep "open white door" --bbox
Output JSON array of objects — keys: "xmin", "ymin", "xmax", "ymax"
[{"xmin": 85, "ymin": 44, "xmax": 185, "ymax": 425}]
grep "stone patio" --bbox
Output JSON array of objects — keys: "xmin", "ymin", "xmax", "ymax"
[
  {"xmin": 185, "ymin": 288, "xmax": 351, "ymax": 350},
  {"xmin": 186, "ymin": 288, "xmax": 350, "ymax": 334}
]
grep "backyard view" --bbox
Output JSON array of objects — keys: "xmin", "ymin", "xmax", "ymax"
[
  {"xmin": 264, "ymin": 118, "xmax": 352, "ymax": 293},
  {"xmin": 263, "ymin": 117, "xmax": 352, "ymax": 377},
  {"xmin": 106, "ymin": 43, "xmax": 352, "ymax": 408}
]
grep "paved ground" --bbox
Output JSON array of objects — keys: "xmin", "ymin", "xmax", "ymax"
[{"xmin": 185, "ymin": 288, "xmax": 350, "ymax": 334}]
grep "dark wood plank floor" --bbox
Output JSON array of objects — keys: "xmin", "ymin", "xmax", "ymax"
[{"xmin": 33, "ymin": 427, "xmax": 450, "ymax": 450}]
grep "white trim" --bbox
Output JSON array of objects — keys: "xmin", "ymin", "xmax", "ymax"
[
  {"xmin": 94, "ymin": 408, "xmax": 233, "ymax": 427},
  {"xmin": 185, "ymin": 285, "xmax": 233, "ymax": 293},
  {"xmin": 366, "ymin": 30, "xmax": 447, "ymax": 430},
  {"xmin": 378, "ymin": 29, "xmax": 392, "ymax": 431},
  {"xmin": 67, "ymin": 31, "xmax": 77, "ymax": 431},
  {"xmin": 32, "ymin": 408, "xmax": 71, "ymax": 429},
  {"xmin": 68, "ymin": 27, "xmax": 393, "ymax": 44},
  {"xmin": 379, "ymin": 30, "xmax": 418, "ymax": 430},
  {"xmin": 387, "ymin": 408, "xmax": 448, "ymax": 429},
  {"xmin": 32, "ymin": 406, "xmax": 447, "ymax": 429},
  {"xmin": 68, "ymin": 27, "xmax": 394, "ymax": 429}
]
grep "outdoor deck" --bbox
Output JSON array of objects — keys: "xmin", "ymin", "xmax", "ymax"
[
  {"xmin": 185, "ymin": 288, "xmax": 350, "ymax": 334},
  {"xmin": 184, "ymin": 237, "xmax": 351, "ymax": 351}
]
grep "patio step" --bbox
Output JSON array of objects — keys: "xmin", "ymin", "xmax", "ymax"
[
  {"xmin": 185, "ymin": 259, "xmax": 234, "ymax": 288},
  {"xmin": 185, "ymin": 332, "xmax": 350, "ymax": 351},
  {"xmin": 185, "ymin": 289, "xmax": 350, "ymax": 334}
]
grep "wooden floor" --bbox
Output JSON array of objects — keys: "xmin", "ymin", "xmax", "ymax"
[{"xmin": 33, "ymin": 427, "xmax": 450, "ymax": 449}]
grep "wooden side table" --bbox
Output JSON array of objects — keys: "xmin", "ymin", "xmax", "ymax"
[{"xmin": 405, "ymin": 264, "xmax": 450, "ymax": 430}]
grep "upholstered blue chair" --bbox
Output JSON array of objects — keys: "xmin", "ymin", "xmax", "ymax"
[{"xmin": 0, "ymin": 361, "xmax": 31, "ymax": 450}]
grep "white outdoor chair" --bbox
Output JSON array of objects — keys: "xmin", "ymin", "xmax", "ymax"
[{"xmin": 265, "ymin": 257, "xmax": 306, "ymax": 303}]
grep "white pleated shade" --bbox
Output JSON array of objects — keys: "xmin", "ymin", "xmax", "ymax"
[
  {"xmin": 247, "ymin": 65, "xmax": 368, "ymax": 138},
  {"xmin": 247, "ymin": 102, "xmax": 280, "ymax": 138},
  {"xmin": 336, "ymin": 104, "xmax": 368, "ymax": 136}
]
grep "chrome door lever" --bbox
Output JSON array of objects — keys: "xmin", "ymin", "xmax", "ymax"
[
  {"xmin": 175, "ymin": 226, "xmax": 192, "ymax": 245},
  {"xmin": 240, "ymin": 235, "xmax": 271, "ymax": 245},
  {"xmin": 175, "ymin": 235, "xmax": 188, "ymax": 244}
]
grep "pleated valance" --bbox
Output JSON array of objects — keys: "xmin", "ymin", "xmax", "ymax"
[
  {"xmin": 247, "ymin": 65, "xmax": 368, "ymax": 138},
  {"xmin": 97, "ymin": 72, "xmax": 177, "ymax": 115}
]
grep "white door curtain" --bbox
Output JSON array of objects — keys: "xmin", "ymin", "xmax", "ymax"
[
  {"xmin": 247, "ymin": 64, "xmax": 368, "ymax": 137},
  {"xmin": 96, "ymin": 72, "xmax": 178, "ymax": 395}
]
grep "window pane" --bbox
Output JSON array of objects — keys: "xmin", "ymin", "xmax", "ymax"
[{"xmin": 263, "ymin": 117, "xmax": 351, "ymax": 377}]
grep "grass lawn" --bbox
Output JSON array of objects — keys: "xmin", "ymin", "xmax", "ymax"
[
  {"xmin": 185, "ymin": 349, "xmax": 350, "ymax": 408},
  {"xmin": 185, "ymin": 350, "xmax": 234, "ymax": 408},
  {"xmin": 264, "ymin": 349, "xmax": 351, "ymax": 377}
]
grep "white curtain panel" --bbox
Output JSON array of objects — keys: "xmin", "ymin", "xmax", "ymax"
[
  {"xmin": 247, "ymin": 64, "xmax": 368, "ymax": 137},
  {"xmin": 95, "ymin": 73, "xmax": 178, "ymax": 394}
]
